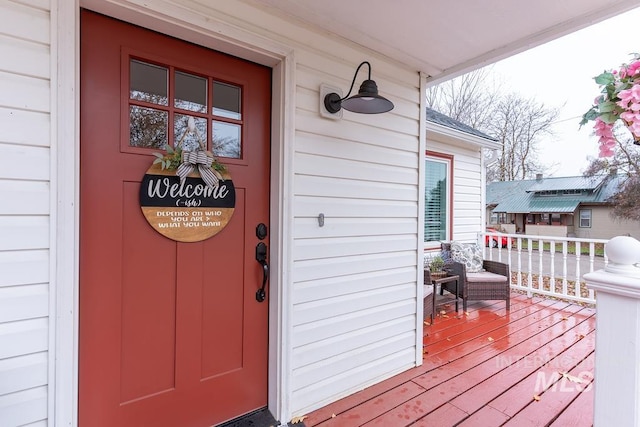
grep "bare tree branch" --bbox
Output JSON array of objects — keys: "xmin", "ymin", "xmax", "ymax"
[{"xmin": 428, "ymin": 70, "xmax": 559, "ymax": 182}]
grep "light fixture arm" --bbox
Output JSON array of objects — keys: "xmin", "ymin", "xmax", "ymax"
[{"xmin": 339, "ymin": 61, "xmax": 372, "ymax": 102}]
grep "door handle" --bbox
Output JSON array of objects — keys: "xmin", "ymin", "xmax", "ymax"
[{"xmin": 255, "ymin": 242, "xmax": 269, "ymax": 302}]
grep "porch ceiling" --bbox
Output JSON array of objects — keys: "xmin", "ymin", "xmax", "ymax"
[{"xmin": 240, "ymin": 0, "xmax": 639, "ymax": 83}]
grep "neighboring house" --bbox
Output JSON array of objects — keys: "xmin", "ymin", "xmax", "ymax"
[
  {"xmin": 1, "ymin": 1, "xmax": 638, "ymax": 426},
  {"xmin": 486, "ymin": 174, "xmax": 639, "ymax": 239},
  {"xmin": 425, "ymin": 108, "xmax": 499, "ymax": 252}
]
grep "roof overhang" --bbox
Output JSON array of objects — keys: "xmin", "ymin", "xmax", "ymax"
[
  {"xmin": 240, "ymin": 0, "xmax": 640, "ymax": 84},
  {"xmin": 426, "ymin": 121, "xmax": 502, "ymax": 150}
]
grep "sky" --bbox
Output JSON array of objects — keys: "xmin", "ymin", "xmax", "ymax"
[{"xmin": 486, "ymin": 5, "xmax": 640, "ymax": 177}]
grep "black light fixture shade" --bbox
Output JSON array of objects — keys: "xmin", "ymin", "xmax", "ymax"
[{"xmin": 323, "ymin": 61, "xmax": 394, "ymax": 114}]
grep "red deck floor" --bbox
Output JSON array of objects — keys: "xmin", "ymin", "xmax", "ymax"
[{"xmin": 304, "ymin": 293, "xmax": 595, "ymax": 427}]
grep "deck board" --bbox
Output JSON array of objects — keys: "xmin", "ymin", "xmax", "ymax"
[{"xmin": 303, "ymin": 293, "xmax": 595, "ymax": 426}]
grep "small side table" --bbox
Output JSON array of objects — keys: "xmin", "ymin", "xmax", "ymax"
[{"xmin": 431, "ymin": 274, "xmax": 460, "ymax": 314}]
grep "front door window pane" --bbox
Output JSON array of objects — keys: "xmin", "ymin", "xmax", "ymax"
[
  {"xmin": 130, "ymin": 60, "xmax": 168, "ymax": 105},
  {"xmin": 175, "ymin": 114, "xmax": 207, "ymax": 152},
  {"xmin": 129, "ymin": 106, "xmax": 168, "ymax": 148},
  {"xmin": 175, "ymin": 71, "xmax": 207, "ymax": 113},
  {"xmin": 212, "ymin": 121, "xmax": 241, "ymax": 158},
  {"xmin": 213, "ymin": 82, "xmax": 241, "ymax": 119}
]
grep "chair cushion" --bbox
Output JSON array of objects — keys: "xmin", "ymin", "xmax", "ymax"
[
  {"xmin": 466, "ymin": 271, "xmax": 508, "ymax": 283},
  {"xmin": 440, "ymin": 244, "xmax": 453, "ymax": 266},
  {"xmin": 451, "ymin": 241, "xmax": 483, "ymax": 273}
]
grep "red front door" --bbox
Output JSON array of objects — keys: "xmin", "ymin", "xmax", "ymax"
[{"xmin": 79, "ymin": 11, "xmax": 271, "ymax": 426}]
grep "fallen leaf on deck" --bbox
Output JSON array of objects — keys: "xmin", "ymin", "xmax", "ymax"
[
  {"xmin": 446, "ymin": 337, "xmax": 451, "ymax": 341},
  {"xmin": 291, "ymin": 415, "xmax": 307, "ymax": 424},
  {"xmin": 577, "ymin": 334, "xmax": 585, "ymax": 340},
  {"xmin": 332, "ymin": 414, "xmax": 336, "ymax": 418},
  {"xmin": 424, "ymin": 321, "xmax": 431, "ymax": 326},
  {"xmin": 533, "ymin": 395, "xmax": 541, "ymax": 401},
  {"xmin": 561, "ymin": 316, "xmax": 569, "ymax": 321},
  {"xmin": 560, "ymin": 372, "xmax": 584, "ymax": 384},
  {"xmin": 440, "ymin": 310, "xmax": 446, "ymax": 315},
  {"xmin": 464, "ymin": 311, "xmax": 470, "ymax": 316},
  {"xmin": 488, "ymin": 337, "xmax": 494, "ymax": 342},
  {"xmin": 441, "ymin": 314, "xmax": 449, "ymax": 318}
]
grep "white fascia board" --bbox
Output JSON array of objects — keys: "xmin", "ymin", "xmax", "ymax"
[{"xmin": 426, "ymin": 121, "xmax": 501, "ymax": 151}]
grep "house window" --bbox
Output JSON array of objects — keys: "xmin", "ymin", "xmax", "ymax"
[
  {"xmin": 579, "ymin": 209, "xmax": 592, "ymax": 228},
  {"xmin": 425, "ymin": 153, "xmax": 452, "ymax": 245},
  {"xmin": 490, "ymin": 212, "xmax": 507, "ymax": 224}
]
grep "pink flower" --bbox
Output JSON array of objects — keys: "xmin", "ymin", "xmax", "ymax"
[
  {"xmin": 597, "ymin": 134, "xmax": 616, "ymax": 157},
  {"xmin": 593, "ymin": 118, "xmax": 614, "ymax": 138},
  {"xmin": 616, "ymin": 84, "xmax": 640, "ymax": 108},
  {"xmin": 628, "ymin": 61, "xmax": 640, "ymax": 76},
  {"xmin": 620, "ymin": 111, "xmax": 640, "ymax": 125},
  {"xmin": 619, "ymin": 67, "xmax": 628, "ymax": 79},
  {"xmin": 628, "ymin": 118, "xmax": 640, "ymax": 136},
  {"xmin": 599, "ymin": 144, "xmax": 615, "ymax": 157}
]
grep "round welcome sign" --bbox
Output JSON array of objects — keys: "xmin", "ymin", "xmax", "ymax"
[{"xmin": 140, "ymin": 162, "xmax": 235, "ymax": 242}]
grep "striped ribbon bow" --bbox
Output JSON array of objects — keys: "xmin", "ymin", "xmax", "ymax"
[{"xmin": 176, "ymin": 150, "xmax": 219, "ymax": 189}]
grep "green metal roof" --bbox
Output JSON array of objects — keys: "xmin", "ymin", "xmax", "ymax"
[
  {"xmin": 488, "ymin": 175, "xmax": 625, "ymax": 214},
  {"xmin": 525, "ymin": 176, "xmax": 603, "ymax": 192}
]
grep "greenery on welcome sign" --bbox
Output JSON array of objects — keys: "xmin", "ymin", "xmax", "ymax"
[{"xmin": 152, "ymin": 144, "xmax": 226, "ymax": 173}]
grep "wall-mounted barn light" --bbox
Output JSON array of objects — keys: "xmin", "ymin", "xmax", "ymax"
[{"xmin": 323, "ymin": 61, "xmax": 394, "ymax": 114}]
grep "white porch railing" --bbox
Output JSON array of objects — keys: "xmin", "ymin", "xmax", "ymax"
[{"xmin": 479, "ymin": 231, "xmax": 609, "ymax": 305}]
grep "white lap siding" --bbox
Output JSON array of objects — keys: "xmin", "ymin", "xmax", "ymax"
[
  {"xmin": 292, "ymin": 56, "xmax": 421, "ymax": 415},
  {"xmin": 0, "ymin": 1, "xmax": 51, "ymax": 426}
]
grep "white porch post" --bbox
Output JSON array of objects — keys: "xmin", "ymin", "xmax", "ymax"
[{"xmin": 584, "ymin": 236, "xmax": 640, "ymax": 427}]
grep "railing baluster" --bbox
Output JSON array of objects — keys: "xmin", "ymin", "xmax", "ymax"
[
  {"xmin": 562, "ymin": 241, "xmax": 568, "ymax": 297},
  {"xmin": 575, "ymin": 241, "xmax": 581, "ymax": 299},
  {"xmin": 538, "ymin": 238, "xmax": 544, "ymax": 292},
  {"xmin": 527, "ymin": 237, "xmax": 533, "ymax": 295},
  {"xmin": 517, "ymin": 237, "xmax": 523, "ymax": 291},
  {"xmin": 588, "ymin": 242, "xmax": 596, "ymax": 300},
  {"xmin": 550, "ymin": 241, "xmax": 556, "ymax": 295}
]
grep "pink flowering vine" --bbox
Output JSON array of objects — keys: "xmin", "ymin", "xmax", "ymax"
[{"xmin": 581, "ymin": 53, "xmax": 640, "ymax": 157}]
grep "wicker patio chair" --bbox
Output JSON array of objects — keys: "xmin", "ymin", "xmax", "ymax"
[
  {"xmin": 444, "ymin": 260, "xmax": 511, "ymax": 311},
  {"xmin": 440, "ymin": 243, "xmax": 510, "ymax": 312}
]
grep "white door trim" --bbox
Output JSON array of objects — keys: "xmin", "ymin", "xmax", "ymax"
[{"xmin": 54, "ymin": 1, "xmax": 295, "ymax": 424}]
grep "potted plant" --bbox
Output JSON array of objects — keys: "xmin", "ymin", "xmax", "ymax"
[{"xmin": 429, "ymin": 255, "xmax": 445, "ymax": 277}]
